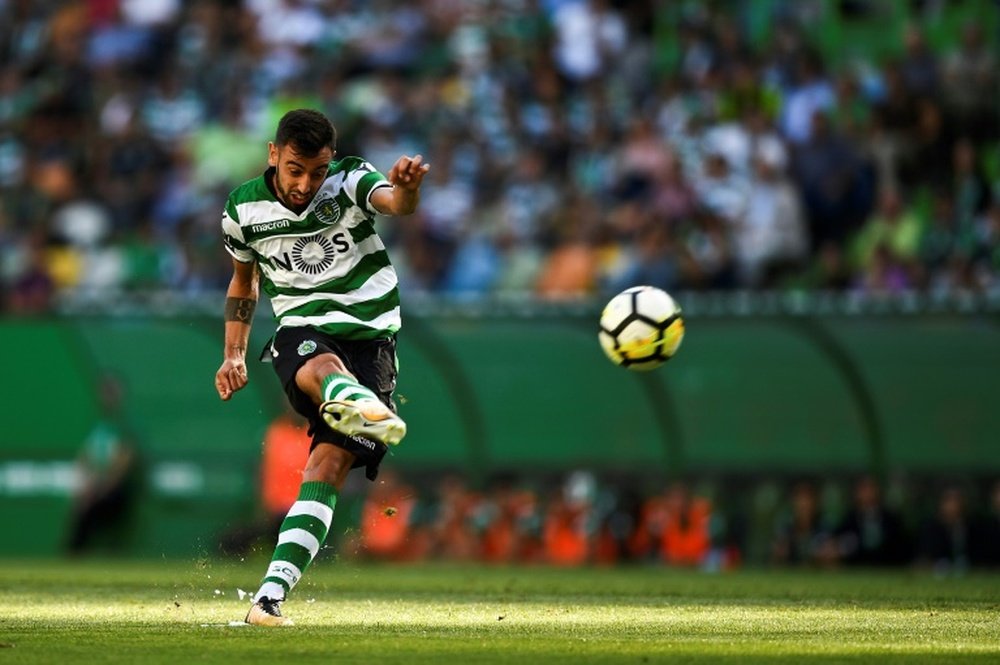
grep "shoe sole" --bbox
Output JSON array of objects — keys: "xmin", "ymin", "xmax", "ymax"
[{"xmin": 320, "ymin": 400, "xmax": 407, "ymax": 446}]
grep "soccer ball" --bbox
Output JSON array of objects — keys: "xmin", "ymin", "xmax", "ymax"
[{"xmin": 598, "ymin": 286, "xmax": 684, "ymax": 371}]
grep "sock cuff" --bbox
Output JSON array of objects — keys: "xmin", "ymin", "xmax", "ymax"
[
  {"xmin": 321, "ymin": 373, "xmax": 352, "ymax": 398},
  {"xmin": 298, "ymin": 480, "xmax": 338, "ymax": 506}
]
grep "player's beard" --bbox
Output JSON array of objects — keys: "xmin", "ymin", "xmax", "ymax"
[{"xmin": 273, "ymin": 173, "xmax": 313, "ymax": 214}]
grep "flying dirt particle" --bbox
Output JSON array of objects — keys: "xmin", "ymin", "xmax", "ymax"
[{"xmin": 383, "ymin": 506, "xmax": 397, "ymax": 517}]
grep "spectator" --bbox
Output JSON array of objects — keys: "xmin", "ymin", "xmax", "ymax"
[
  {"xmin": 850, "ymin": 188, "xmax": 923, "ymax": 278},
  {"xmin": 771, "ymin": 480, "xmax": 837, "ymax": 567},
  {"xmin": 358, "ymin": 469, "xmax": 420, "ymax": 562},
  {"xmin": 833, "ymin": 476, "xmax": 911, "ymax": 566},
  {"xmin": 630, "ymin": 481, "xmax": 712, "ymax": 567},
  {"xmin": 970, "ymin": 480, "xmax": 1000, "ymax": 568},
  {"xmin": 427, "ymin": 474, "xmax": 481, "ymax": 561},
  {"xmin": 779, "ymin": 50, "xmax": 836, "ymax": 146},
  {"xmin": 915, "ymin": 486, "xmax": 972, "ymax": 575},
  {"xmin": 542, "ymin": 471, "xmax": 598, "ymax": 566},
  {"xmin": 658, "ymin": 482, "xmax": 712, "ymax": 567},
  {"xmin": 66, "ymin": 373, "xmax": 141, "ymax": 555},
  {"xmin": 479, "ymin": 477, "xmax": 543, "ymax": 564},
  {"xmin": 734, "ymin": 141, "xmax": 808, "ymax": 286},
  {"xmin": 0, "ymin": 2, "xmax": 997, "ymax": 303},
  {"xmin": 791, "ymin": 110, "xmax": 873, "ymax": 252},
  {"xmin": 940, "ymin": 23, "xmax": 998, "ymax": 143},
  {"xmin": 218, "ymin": 405, "xmax": 311, "ymax": 558},
  {"xmin": 6, "ymin": 231, "xmax": 55, "ymax": 314}
]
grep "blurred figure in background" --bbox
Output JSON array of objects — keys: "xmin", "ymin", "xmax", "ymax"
[
  {"xmin": 735, "ymin": 140, "xmax": 808, "ymax": 287},
  {"xmin": 426, "ymin": 474, "xmax": 482, "ymax": 561},
  {"xmin": 66, "ymin": 373, "xmax": 140, "ymax": 555},
  {"xmin": 218, "ymin": 404, "xmax": 310, "ymax": 558},
  {"xmin": 915, "ymin": 486, "xmax": 971, "ymax": 575},
  {"xmin": 479, "ymin": 475, "xmax": 543, "ymax": 564},
  {"xmin": 658, "ymin": 481, "xmax": 713, "ymax": 568},
  {"xmin": 971, "ymin": 480, "xmax": 1000, "ymax": 568},
  {"xmin": 630, "ymin": 481, "xmax": 712, "ymax": 568},
  {"xmin": 359, "ymin": 469, "xmax": 420, "ymax": 561},
  {"xmin": 543, "ymin": 471, "xmax": 598, "ymax": 566},
  {"xmin": 833, "ymin": 475, "xmax": 910, "ymax": 566},
  {"xmin": 771, "ymin": 480, "xmax": 837, "ymax": 567}
]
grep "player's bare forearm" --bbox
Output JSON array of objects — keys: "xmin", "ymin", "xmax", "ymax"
[
  {"xmin": 216, "ymin": 260, "xmax": 258, "ymax": 400},
  {"xmin": 373, "ymin": 154, "xmax": 430, "ymax": 215},
  {"xmin": 222, "ymin": 318, "xmax": 252, "ymax": 359},
  {"xmin": 390, "ymin": 187, "xmax": 421, "ymax": 215},
  {"xmin": 223, "ymin": 297, "xmax": 255, "ymax": 357}
]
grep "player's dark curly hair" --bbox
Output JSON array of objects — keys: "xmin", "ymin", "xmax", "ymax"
[{"xmin": 275, "ymin": 109, "xmax": 336, "ymax": 156}]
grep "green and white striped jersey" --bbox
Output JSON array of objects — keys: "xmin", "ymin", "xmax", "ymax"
[{"xmin": 221, "ymin": 157, "xmax": 399, "ymax": 340}]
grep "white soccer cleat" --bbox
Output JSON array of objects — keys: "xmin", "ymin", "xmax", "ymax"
[
  {"xmin": 245, "ymin": 597, "xmax": 294, "ymax": 627},
  {"xmin": 320, "ymin": 399, "xmax": 407, "ymax": 446}
]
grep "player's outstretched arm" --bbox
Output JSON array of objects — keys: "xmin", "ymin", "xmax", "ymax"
[
  {"xmin": 215, "ymin": 259, "xmax": 259, "ymax": 401},
  {"xmin": 371, "ymin": 154, "xmax": 430, "ymax": 216}
]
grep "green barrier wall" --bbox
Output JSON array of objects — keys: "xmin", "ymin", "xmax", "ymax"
[{"xmin": 1, "ymin": 312, "xmax": 998, "ymax": 557}]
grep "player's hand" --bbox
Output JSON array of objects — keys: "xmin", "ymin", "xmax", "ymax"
[
  {"xmin": 215, "ymin": 358, "xmax": 248, "ymax": 401},
  {"xmin": 387, "ymin": 154, "xmax": 430, "ymax": 191}
]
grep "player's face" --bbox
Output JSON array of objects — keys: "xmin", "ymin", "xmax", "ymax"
[{"xmin": 268, "ymin": 142, "xmax": 334, "ymax": 212}]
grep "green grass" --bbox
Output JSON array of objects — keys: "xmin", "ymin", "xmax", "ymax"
[{"xmin": 2, "ymin": 559, "xmax": 999, "ymax": 663}]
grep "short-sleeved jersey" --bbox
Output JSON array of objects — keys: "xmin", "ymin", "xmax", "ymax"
[{"xmin": 222, "ymin": 157, "xmax": 400, "ymax": 340}]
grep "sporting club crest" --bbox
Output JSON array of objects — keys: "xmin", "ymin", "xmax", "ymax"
[{"xmin": 312, "ymin": 195, "xmax": 341, "ymax": 225}]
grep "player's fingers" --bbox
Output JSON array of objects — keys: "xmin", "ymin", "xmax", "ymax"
[
  {"xmin": 411, "ymin": 163, "xmax": 430, "ymax": 182},
  {"xmin": 408, "ymin": 155, "xmax": 423, "ymax": 172},
  {"xmin": 216, "ymin": 375, "xmax": 231, "ymax": 400},
  {"xmin": 229, "ymin": 367, "xmax": 247, "ymax": 389}
]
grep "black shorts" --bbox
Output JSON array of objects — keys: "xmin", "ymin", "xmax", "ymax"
[{"xmin": 264, "ymin": 327, "xmax": 399, "ymax": 481}]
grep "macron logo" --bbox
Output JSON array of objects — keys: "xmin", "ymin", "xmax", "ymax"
[
  {"xmin": 250, "ymin": 219, "xmax": 292, "ymax": 233},
  {"xmin": 350, "ymin": 435, "xmax": 377, "ymax": 451}
]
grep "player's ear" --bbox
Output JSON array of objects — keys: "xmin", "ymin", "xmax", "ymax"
[{"xmin": 267, "ymin": 142, "xmax": 279, "ymax": 168}]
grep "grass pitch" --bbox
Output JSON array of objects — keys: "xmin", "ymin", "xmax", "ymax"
[{"xmin": 3, "ymin": 559, "xmax": 999, "ymax": 664}]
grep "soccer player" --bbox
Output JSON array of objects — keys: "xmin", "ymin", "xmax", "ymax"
[{"xmin": 213, "ymin": 109, "xmax": 429, "ymax": 626}]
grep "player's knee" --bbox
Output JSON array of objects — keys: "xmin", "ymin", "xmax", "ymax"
[
  {"xmin": 307, "ymin": 352, "xmax": 351, "ymax": 377},
  {"xmin": 295, "ymin": 353, "xmax": 353, "ymax": 398}
]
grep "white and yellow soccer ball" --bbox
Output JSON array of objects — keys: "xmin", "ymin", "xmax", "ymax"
[{"xmin": 598, "ymin": 286, "xmax": 685, "ymax": 371}]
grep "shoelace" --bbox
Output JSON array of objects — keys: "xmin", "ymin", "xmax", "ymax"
[{"xmin": 259, "ymin": 598, "xmax": 283, "ymax": 616}]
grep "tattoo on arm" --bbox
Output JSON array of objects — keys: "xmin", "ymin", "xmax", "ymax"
[{"xmin": 224, "ymin": 297, "xmax": 256, "ymax": 323}]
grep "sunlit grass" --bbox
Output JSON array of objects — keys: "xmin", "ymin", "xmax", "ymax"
[{"xmin": 3, "ymin": 560, "xmax": 999, "ymax": 663}]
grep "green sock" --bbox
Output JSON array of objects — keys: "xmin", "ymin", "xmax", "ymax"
[
  {"xmin": 321, "ymin": 372, "xmax": 379, "ymax": 403},
  {"xmin": 254, "ymin": 481, "xmax": 337, "ymax": 602}
]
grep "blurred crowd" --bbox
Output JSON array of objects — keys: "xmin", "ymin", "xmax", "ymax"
[
  {"xmin": 2, "ymin": 0, "xmax": 1000, "ymax": 315},
  {"xmin": 342, "ymin": 470, "xmax": 1000, "ymax": 573}
]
